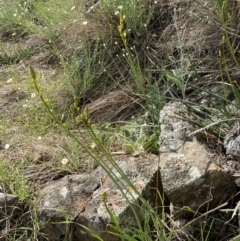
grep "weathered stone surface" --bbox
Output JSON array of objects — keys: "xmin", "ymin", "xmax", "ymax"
[
  {"xmin": 37, "ymin": 154, "xmax": 161, "ymax": 241},
  {"xmin": 0, "ymin": 192, "xmax": 18, "ymax": 216},
  {"xmin": 224, "ymin": 122, "xmax": 240, "ymax": 161},
  {"xmin": 159, "ymin": 102, "xmax": 235, "ymax": 218},
  {"xmin": 38, "ymin": 173, "xmax": 100, "ymax": 240}
]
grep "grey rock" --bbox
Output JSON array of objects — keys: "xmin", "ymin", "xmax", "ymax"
[
  {"xmin": 159, "ymin": 102, "xmax": 235, "ymax": 218},
  {"xmin": 0, "ymin": 192, "xmax": 18, "ymax": 219},
  {"xmin": 224, "ymin": 122, "xmax": 240, "ymax": 160},
  {"xmin": 37, "ymin": 155, "xmax": 162, "ymax": 241}
]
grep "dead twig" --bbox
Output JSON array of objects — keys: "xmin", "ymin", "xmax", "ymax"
[
  {"xmin": 188, "ymin": 118, "xmax": 240, "ymax": 137},
  {"xmin": 180, "ymin": 202, "xmax": 228, "ymax": 231}
]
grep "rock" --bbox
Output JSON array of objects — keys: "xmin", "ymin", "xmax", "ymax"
[
  {"xmin": 159, "ymin": 102, "xmax": 235, "ymax": 218},
  {"xmin": 0, "ymin": 192, "xmax": 18, "ymax": 216},
  {"xmin": 37, "ymin": 173, "xmax": 100, "ymax": 240},
  {"xmin": 0, "ymin": 193, "xmax": 20, "ymax": 238},
  {"xmin": 227, "ymin": 100, "xmax": 240, "ymax": 117},
  {"xmin": 224, "ymin": 122, "xmax": 240, "ymax": 161},
  {"xmin": 37, "ymin": 154, "xmax": 162, "ymax": 241}
]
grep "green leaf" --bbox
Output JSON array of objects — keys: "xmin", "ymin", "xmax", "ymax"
[
  {"xmin": 136, "ymin": 134, "xmax": 146, "ymax": 145},
  {"xmin": 123, "ymin": 128, "xmax": 131, "ymax": 138},
  {"xmin": 166, "ymin": 72, "xmax": 183, "ymax": 92},
  {"xmin": 122, "ymin": 143, "xmax": 135, "ymax": 153}
]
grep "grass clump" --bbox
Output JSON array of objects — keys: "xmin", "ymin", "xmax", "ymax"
[
  {"xmin": 0, "ymin": 0, "xmax": 32, "ymax": 40},
  {"xmin": 0, "ymin": 46, "xmax": 39, "ymax": 66}
]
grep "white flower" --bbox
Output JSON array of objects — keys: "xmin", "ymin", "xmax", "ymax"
[
  {"xmin": 114, "ymin": 11, "xmax": 119, "ymax": 15},
  {"xmin": 4, "ymin": 144, "xmax": 10, "ymax": 149},
  {"xmin": 31, "ymin": 93, "xmax": 36, "ymax": 98},
  {"xmin": 118, "ymin": 6, "xmax": 123, "ymax": 10},
  {"xmin": 70, "ymin": 6, "xmax": 76, "ymax": 11},
  {"xmin": 6, "ymin": 78, "xmax": 12, "ymax": 84},
  {"xmin": 61, "ymin": 158, "xmax": 69, "ymax": 165},
  {"xmin": 82, "ymin": 21, "xmax": 88, "ymax": 25},
  {"xmin": 37, "ymin": 136, "xmax": 42, "ymax": 140}
]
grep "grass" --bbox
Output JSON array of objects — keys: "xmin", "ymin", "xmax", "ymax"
[{"xmin": 0, "ymin": 0, "xmax": 240, "ymax": 240}]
